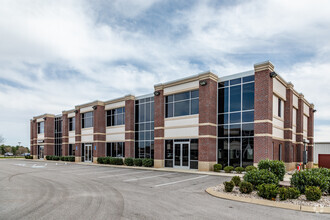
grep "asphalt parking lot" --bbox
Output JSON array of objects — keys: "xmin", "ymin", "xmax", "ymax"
[{"xmin": 0, "ymin": 160, "xmax": 328, "ymax": 220}]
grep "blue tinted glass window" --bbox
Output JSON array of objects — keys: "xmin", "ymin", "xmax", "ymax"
[
  {"xmin": 230, "ymin": 112, "xmax": 241, "ymax": 123},
  {"xmin": 243, "ymin": 83, "xmax": 254, "ymax": 110},
  {"xmin": 243, "ymin": 75, "xmax": 255, "ymax": 83},
  {"xmin": 230, "ymin": 85, "xmax": 241, "ymax": 111},
  {"xmin": 165, "ymin": 90, "xmax": 199, "ymax": 118},
  {"xmin": 242, "ymin": 111, "xmax": 254, "ymax": 122},
  {"xmin": 218, "ymin": 87, "xmax": 229, "ymax": 113},
  {"xmin": 242, "ymin": 123, "xmax": 254, "ymax": 136},
  {"xmin": 191, "ymin": 90, "xmax": 199, "ymax": 98},
  {"xmin": 218, "ymin": 113, "xmax": 228, "ymax": 124},
  {"xmin": 218, "ymin": 125, "xmax": 229, "ymax": 137},
  {"xmin": 230, "ymin": 78, "xmax": 241, "ymax": 85},
  {"xmin": 174, "ymin": 100, "xmax": 189, "ymax": 117},
  {"xmin": 166, "ymin": 95, "xmax": 173, "ymax": 103},
  {"xmin": 191, "ymin": 99, "xmax": 199, "ymax": 114},
  {"xmin": 174, "ymin": 91, "xmax": 190, "ymax": 101},
  {"xmin": 229, "ymin": 124, "xmax": 241, "ymax": 137}
]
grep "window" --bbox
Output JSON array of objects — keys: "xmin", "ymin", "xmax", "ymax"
[
  {"xmin": 106, "ymin": 142, "xmax": 125, "ymax": 157},
  {"xmin": 69, "ymin": 144, "xmax": 75, "ymax": 156},
  {"xmin": 278, "ymin": 98, "xmax": 282, "ymax": 117},
  {"xmin": 279, "ymin": 144, "xmax": 282, "ymax": 161},
  {"xmin": 37, "ymin": 122, "xmax": 44, "ymax": 134},
  {"xmin": 106, "ymin": 107, "xmax": 125, "ymax": 126},
  {"xmin": 69, "ymin": 117, "xmax": 75, "ymax": 131},
  {"xmin": 81, "ymin": 112, "xmax": 93, "ymax": 128},
  {"xmin": 54, "ymin": 117, "xmax": 62, "ymax": 156},
  {"xmin": 135, "ymin": 97, "xmax": 154, "ymax": 159},
  {"xmin": 218, "ymin": 75, "xmax": 255, "ymax": 167},
  {"xmin": 165, "ymin": 90, "xmax": 199, "ymax": 118}
]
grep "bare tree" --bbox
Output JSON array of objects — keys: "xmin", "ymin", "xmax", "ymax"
[{"xmin": 0, "ymin": 135, "xmax": 4, "ymax": 144}]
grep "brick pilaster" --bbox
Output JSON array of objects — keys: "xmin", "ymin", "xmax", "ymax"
[
  {"xmin": 75, "ymin": 109, "xmax": 81, "ymax": 159},
  {"xmin": 296, "ymin": 96, "xmax": 304, "ymax": 162},
  {"xmin": 308, "ymin": 105, "xmax": 314, "ymax": 163},
  {"xmin": 284, "ymin": 84, "xmax": 293, "ymax": 163},
  {"xmin": 125, "ymin": 95, "xmax": 135, "ymax": 158},
  {"xmin": 62, "ymin": 113, "xmax": 69, "ymax": 156},
  {"xmin": 44, "ymin": 116, "xmax": 55, "ymax": 156},
  {"xmin": 154, "ymin": 89, "xmax": 165, "ymax": 168},
  {"xmin": 254, "ymin": 61, "xmax": 274, "ymax": 164},
  {"xmin": 93, "ymin": 105, "xmax": 106, "ymax": 159}
]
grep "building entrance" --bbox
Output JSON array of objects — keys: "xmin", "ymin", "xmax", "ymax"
[{"xmin": 174, "ymin": 142, "xmax": 190, "ymax": 169}]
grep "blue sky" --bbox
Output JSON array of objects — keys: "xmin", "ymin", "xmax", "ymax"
[{"xmin": 1, "ymin": 0, "xmax": 330, "ymax": 147}]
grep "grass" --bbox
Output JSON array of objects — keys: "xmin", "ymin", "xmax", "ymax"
[{"xmin": 0, "ymin": 156, "xmax": 25, "ymax": 159}]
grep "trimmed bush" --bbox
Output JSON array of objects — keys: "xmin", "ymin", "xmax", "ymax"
[
  {"xmin": 133, "ymin": 158, "xmax": 143, "ymax": 166},
  {"xmin": 305, "ymin": 186, "xmax": 322, "ymax": 201},
  {"xmin": 239, "ymin": 181, "xmax": 253, "ymax": 194},
  {"xmin": 244, "ymin": 169, "xmax": 279, "ymax": 187},
  {"xmin": 258, "ymin": 159, "xmax": 286, "ymax": 181},
  {"xmin": 224, "ymin": 166, "xmax": 234, "ymax": 173},
  {"xmin": 257, "ymin": 184, "xmax": 278, "ymax": 200},
  {"xmin": 68, "ymin": 156, "xmax": 75, "ymax": 162},
  {"xmin": 60, "ymin": 156, "xmax": 65, "ymax": 161},
  {"xmin": 224, "ymin": 181, "xmax": 234, "ymax": 192},
  {"xmin": 46, "ymin": 155, "xmax": 51, "ymax": 160},
  {"xmin": 103, "ymin": 157, "xmax": 110, "ymax": 164},
  {"xmin": 25, "ymin": 155, "xmax": 33, "ymax": 159},
  {"xmin": 288, "ymin": 187, "xmax": 300, "ymax": 199},
  {"xmin": 97, "ymin": 157, "xmax": 104, "ymax": 164},
  {"xmin": 53, "ymin": 156, "xmax": 59, "ymax": 161},
  {"xmin": 110, "ymin": 157, "xmax": 123, "ymax": 165},
  {"xmin": 279, "ymin": 187, "xmax": 288, "ymax": 200},
  {"xmin": 235, "ymin": 167, "xmax": 245, "ymax": 174},
  {"xmin": 245, "ymin": 165, "xmax": 257, "ymax": 172},
  {"xmin": 291, "ymin": 168, "xmax": 329, "ymax": 193},
  {"xmin": 142, "ymin": 158, "xmax": 154, "ymax": 167},
  {"xmin": 231, "ymin": 176, "xmax": 241, "ymax": 186},
  {"xmin": 124, "ymin": 157, "xmax": 134, "ymax": 166},
  {"xmin": 214, "ymin": 164, "xmax": 222, "ymax": 172}
]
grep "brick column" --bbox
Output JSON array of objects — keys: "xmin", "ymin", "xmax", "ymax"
[
  {"xmin": 30, "ymin": 120, "xmax": 37, "ymax": 159},
  {"xmin": 284, "ymin": 84, "xmax": 294, "ymax": 170},
  {"xmin": 62, "ymin": 113, "xmax": 69, "ymax": 156},
  {"xmin": 75, "ymin": 109, "xmax": 81, "ymax": 162},
  {"xmin": 198, "ymin": 73, "xmax": 218, "ymax": 171},
  {"xmin": 125, "ymin": 95, "xmax": 135, "ymax": 158},
  {"xmin": 307, "ymin": 104, "xmax": 314, "ymax": 168},
  {"xmin": 254, "ymin": 61, "xmax": 274, "ymax": 165},
  {"xmin": 154, "ymin": 88, "xmax": 165, "ymax": 168},
  {"xmin": 44, "ymin": 116, "xmax": 55, "ymax": 157},
  {"xmin": 33, "ymin": 121, "xmax": 37, "ymax": 159},
  {"xmin": 296, "ymin": 95, "xmax": 304, "ymax": 162},
  {"xmin": 93, "ymin": 104, "xmax": 106, "ymax": 163}
]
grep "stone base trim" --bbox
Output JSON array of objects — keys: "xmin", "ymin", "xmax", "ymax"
[
  {"xmin": 206, "ymin": 187, "xmax": 330, "ymax": 214},
  {"xmin": 154, "ymin": 159, "xmax": 164, "ymax": 168},
  {"xmin": 75, "ymin": 157, "xmax": 81, "ymax": 162},
  {"xmin": 93, "ymin": 157, "xmax": 98, "ymax": 164},
  {"xmin": 284, "ymin": 162, "xmax": 297, "ymax": 171},
  {"xmin": 33, "ymin": 155, "xmax": 38, "ymax": 159},
  {"xmin": 198, "ymin": 161, "xmax": 217, "ymax": 172}
]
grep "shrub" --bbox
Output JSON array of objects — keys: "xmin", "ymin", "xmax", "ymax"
[
  {"xmin": 142, "ymin": 158, "xmax": 154, "ymax": 167},
  {"xmin": 124, "ymin": 157, "xmax": 134, "ymax": 166},
  {"xmin": 231, "ymin": 176, "xmax": 241, "ymax": 186},
  {"xmin": 103, "ymin": 157, "xmax": 110, "ymax": 164},
  {"xmin": 224, "ymin": 181, "xmax": 235, "ymax": 192},
  {"xmin": 235, "ymin": 167, "xmax": 245, "ymax": 174},
  {"xmin": 305, "ymin": 186, "xmax": 322, "ymax": 201},
  {"xmin": 258, "ymin": 159, "xmax": 286, "ymax": 181},
  {"xmin": 244, "ymin": 169, "xmax": 279, "ymax": 187},
  {"xmin": 97, "ymin": 157, "xmax": 104, "ymax": 164},
  {"xmin": 64, "ymin": 157, "xmax": 69, "ymax": 161},
  {"xmin": 239, "ymin": 181, "xmax": 253, "ymax": 194},
  {"xmin": 288, "ymin": 187, "xmax": 300, "ymax": 199},
  {"xmin": 53, "ymin": 156, "xmax": 59, "ymax": 161},
  {"xmin": 25, "ymin": 156, "xmax": 33, "ymax": 159},
  {"xmin": 60, "ymin": 156, "xmax": 65, "ymax": 161},
  {"xmin": 133, "ymin": 158, "xmax": 143, "ymax": 166},
  {"xmin": 290, "ymin": 168, "xmax": 329, "ymax": 193},
  {"xmin": 257, "ymin": 184, "xmax": 278, "ymax": 200},
  {"xmin": 110, "ymin": 157, "xmax": 123, "ymax": 165},
  {"xmin": 69, "ymin": 156, "xmax": 75, "ymax": 162},
  {"xmin": 214, "ymin": 164, "xmax": 222, "ymax": 172},
  {"xmin": 279, "ymin": 187, "xmax": 288, "ymax": 200},
  {"xmin": 245, "ymin": 165, "xmax": 257, "ymax": 172},
  {"xmin": 224, "ymin": 166, "xmax": 234, "ymax": 173},
  {"xmin": 45, "ymin": 155, "xmax": 51, "ymax": 160}
]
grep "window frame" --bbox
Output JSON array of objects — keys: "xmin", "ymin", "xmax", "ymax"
[
  {"xmin": 106, "ymin": 107, "xmax": 125, "ymax": 127},
  {"xmin": 37, "ymin": 121, "xmax": 44, "ymax": 134},
  {"xmin": 165, "ymin": 90, "xmax": 199, "ymax": 118},
  {"xmin": 69, "ymin": 117, "xmax": 75, "ymax": 131},
  {"xmin": 81, "ymin": 111, "xmax": 94, "ymax": 129}
]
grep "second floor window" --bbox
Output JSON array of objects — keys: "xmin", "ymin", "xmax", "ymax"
[
  {"xmin": 106, "ymin": 107, "xmax": 125, "ymax": 126},
  {"xmin": 165, "ymin": 90, "xmax": 199, "ymax": 118},
  {"xmin": 81, "ymin": 112, "xmax": 93, "ymax": 128},
  {"xmin": 37, "ymin": 121, "xmax": 44, "ymax": 134},
  {"xmin": 69, "ymin": 117, "xmax": 75, "ymax": 131},
  {"xmin": 278, "ymin": 97, "xmax": 282, "ymax": 118}
]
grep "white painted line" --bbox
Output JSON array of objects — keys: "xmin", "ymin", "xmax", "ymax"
[
  {"xmin": 154, "ymin": 175, "xmax": 208, "ymax": 187},
  {"xmin": 123, "ymin": 173, "xmax": 176, "ymax": 182},
  {"xmin": 98, "ymin": 171, "xmax": 152, "ymax": 179},
  {"xmin": 76, "ymin": 169, "xmax": 123, "ymax": 176}
]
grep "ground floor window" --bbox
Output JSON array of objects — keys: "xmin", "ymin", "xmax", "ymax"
[
  {"xmin": 69, "ymin": 144, "xmax": 75, "ymax": 156},
  {"xmin": 218, "ymin": 137, "xmax": 254, "ymax": 167},
  {"xmin": 134, "ymin": 141, "xmax": 154, "ymax": 159},
  {"xmin": 106, "ymin": 142, "xmax": 125, "ymax": 157},
  {"xmin": 164, "ymin": 139, "xmax": 198, "ymax": 169}
]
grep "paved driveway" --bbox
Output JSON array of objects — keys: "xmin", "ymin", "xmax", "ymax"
[{"xmin": 0, "ymin": 159, "xmax": 327, "ymax": 220}]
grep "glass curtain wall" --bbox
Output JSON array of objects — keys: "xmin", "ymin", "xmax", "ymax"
[
  {"xmin": 218, "ymin": 75, "xmax": 254, "ymax": 167},
  {"xmin": 55, "ymin": 116, "xmax": 62, "ymax": 156},
  {"xmin": 106, "ymin": 142, "xmax": 125, "ymax": 157},
  {"xmin": 135, "ymin": 96, "xmax": 154, "ymax": 158}
]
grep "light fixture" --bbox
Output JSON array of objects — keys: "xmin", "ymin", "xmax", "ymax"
[
  {"xmin": 199, "ymin": 80, "xmax": 207, "ymax": 86},
  {"xmin": 154, "ymin": 91, "xmax": 160, "ymax": 96},
  {"xmin": 74, "ymin": 110, "xmax": 78, "ymax": 113},
  {"xmin": 43, "ymin": 117, "xmax": 46, "ymax": 120},
  {"xmin": 313, "ymin": 109, "xmax": 317, "ymax": 113},
  {"xmin": 270, "ymin": 72, "xmax": 277, "ymax": 78},
  {"xmin": 92, "ymin": 105, "xmax": 97, "ymax": 110}
]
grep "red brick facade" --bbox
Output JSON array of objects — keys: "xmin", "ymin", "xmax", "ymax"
[
  {"xmin": 153, "ymin": 89, "xmax": 164, "ymax": 162},
  {"xmin": 125, "ymin": 97, "xmax": 135, "ymax": 158},
  {"xmin": 94, "ymin": 105, "xmax": 106, "ymax": 158},
  {"xmin": 62, "ymin": 113, "xmax": 69, "ymax": 156}
]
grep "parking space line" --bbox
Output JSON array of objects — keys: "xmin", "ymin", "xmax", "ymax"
[
  {"xmin": 76, "ymin": 169, "xmax": 123, "ymax": 176},
  {"xmin": 123, "ymin": 173, "xmax": 176, "ymax": 182},
  {"xmin": 98, "ymin": 171, "xmax": 152, "ymax": 179},
  {"xmin": 154, "ymin": 175, "xmax": 208, "ymax": 187}
]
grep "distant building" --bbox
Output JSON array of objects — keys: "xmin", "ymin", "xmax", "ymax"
[
  {"xmin": 314, "ymin": 142, "xmax": 330, "ymax": 164},
  {"xmin": 30, "ymin": 61, "xmax": 315, "ymax": 171}
]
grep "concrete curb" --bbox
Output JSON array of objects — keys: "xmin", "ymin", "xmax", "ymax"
[
  {"xmin": 18, "ymin": 158, "xmax": 242, "ymax": 177},
  {"xmin": 206, "ymin": 187, "xmax": 330, "ymax": 214}
]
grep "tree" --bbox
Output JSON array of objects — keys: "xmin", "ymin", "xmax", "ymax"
[{"xmin": 0, "ymin": 135, "xmax": 4, "ymax": 144}]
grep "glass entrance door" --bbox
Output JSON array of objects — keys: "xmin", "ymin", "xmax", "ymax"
[
  {"xmin": 174, "ymin": 142, "xmax": 189, "ymax": 169},
  {"xmin": 38, "ymin": 146, "xmax": 44, "ymax": 159},
  {"xmin": 85, "ymin": 144, "xmax": 92, "ymax": 162}
]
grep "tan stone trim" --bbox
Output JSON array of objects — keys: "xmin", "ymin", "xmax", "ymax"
[
  {"xmin": 254, "ymin": 120, "xmax": 272, "ymax": 124},
  {"xmin": 164, "ymin": 124, "xmax": 199, "ymax": 129},
  {"xmin": 199, "ymin": 135, "xmax": 217, "ymax": 139},
  {"xmin": 273, "ymin": 115, "xmax": 284, "ymax": 122},
  {"xmin": 106, "ymin": 132, "xmax": 125, "ymax": 135},
  {"xmin": 33, "ymin": 113, "xmax": 55, "ymax": 120},
  {"xmin": 155, "ymin": 135, "xmax": 216, "ymax": 139},
  {"xmin": 75, "ymin": 100, "xmax": 105, "ymax": 109},
  {"xmin": 283, "ymin": 128, "xmax": 292, "ymax": 131},
  {"xmin": 154, "ymin": 127, "xmax": 164, "ymax": 130},
  {"xmin": 273, "ymin": 91, "xmax": 286, "ymax": 102},
  {"xmin": 105, "ymin": 104, "xmax": 125, "ymax": 110},
  {"xmin": 62, "ymin": 136, "xmax": 69, "ymax": 138},
  {"xmin": 296, "ymin": 142, "xmax": 304, "ymax": 145},
  {"xmin": 255, "ymin": 134, "xmax": 273, "ymax": 137},
  {"xmin": 307, "ymin": 136, "xmax": 314, "ymax": 139},
  {"xmin": 199, "ymin": 123, "xmax": 217, "ymax": 127},
  {"xmin": 105, "ymin": 140, "xmax": 126, "ymax": 142},
  {"xmin": 164, "ymin": 86, "xmax": 199, "ymax": 96},
  {"xmin": 274, "ymin": 75, "xmax": 288, "ymax": 88},
  {"xmin": 106, "ymin": 125, "xmax": 125, "ymax": 129},
  {"xmin": 254, "ymin": 61, "xmax": 274, "ymax": 72},
  {"xmin": 164, "ymin": 114, "xmax": 198, "ymax": 121},
  {"xmin": 296, "ymin": 133, "xmax": 303, "ymax": 135},
  {"xmin": 125, "ymin": 130, "xmax": 135, "ymax": 133},
  {"xmin": 62, "ymin": 109, "xmax": 75, "ymax": 114},
  {"xmin": 273, "ymin": 125, "xmax": 285, "ymax": 130},
  {"xmin": 124, "ymin": 139, "xmax": 135, "ymax": 142},
  {"xmin": 94, "ymin": 133, "xmax": 106, "ymax": 135}
]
